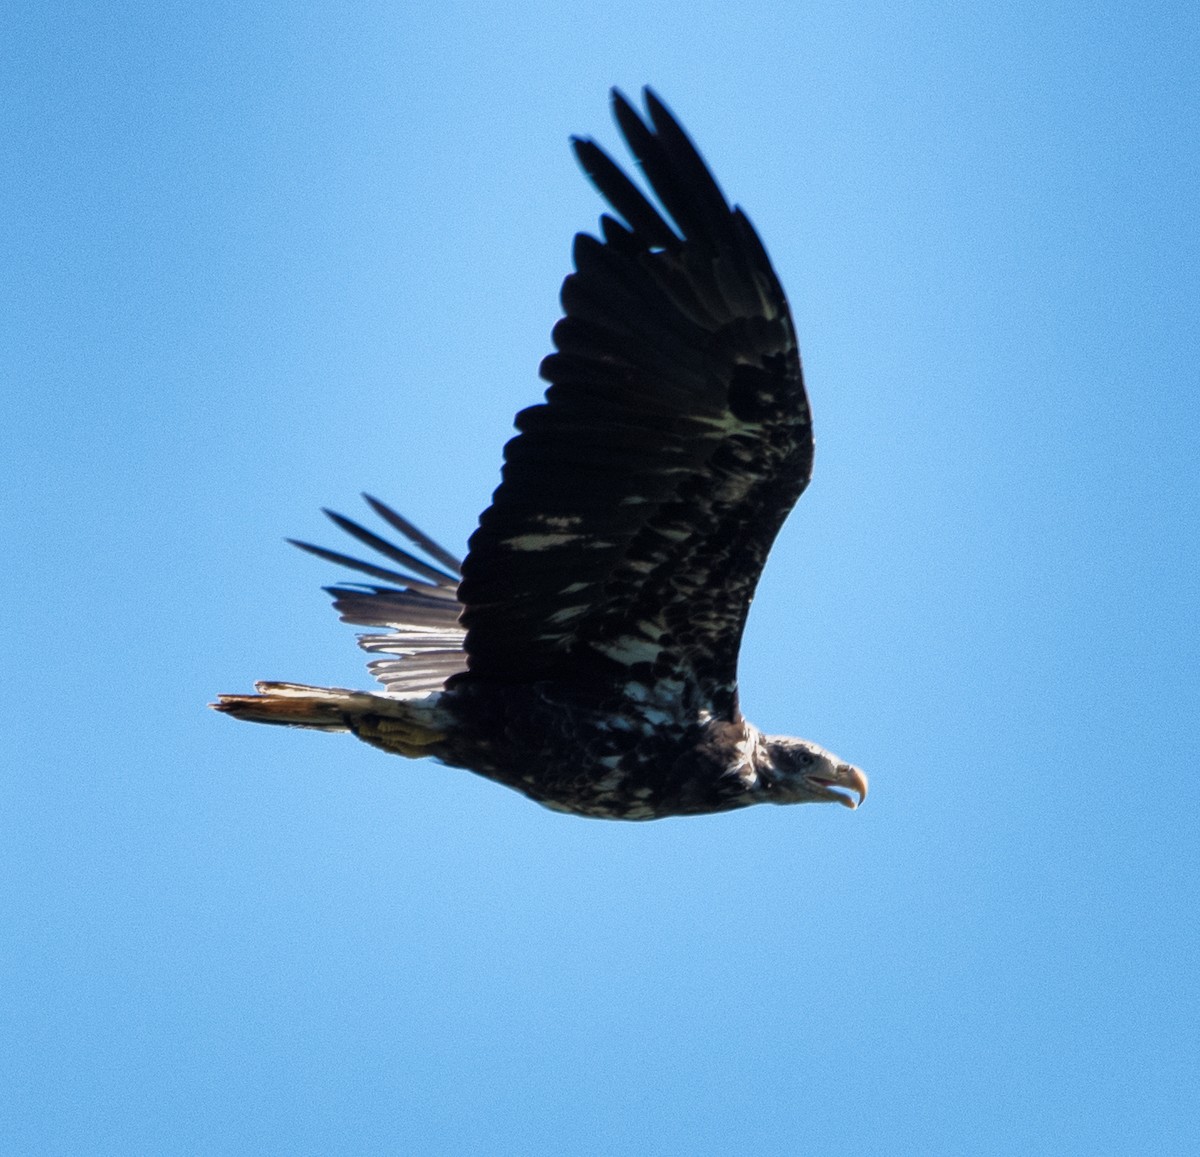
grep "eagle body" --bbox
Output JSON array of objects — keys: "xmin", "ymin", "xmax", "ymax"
[
  {"xmin": 214, "ymin": 89, "xmax": 867, "ymax": 821},
  {"xmin": 389, "ymin": 683, "xmax": 758, "ymax": 820},
  {"xmin": 242, "ymin": 680, "xmax": 861, "ymax": 820}
]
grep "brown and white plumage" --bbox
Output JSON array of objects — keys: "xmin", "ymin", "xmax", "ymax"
[{"xmin": 214, "ymin": 88, "xmax": 866, "ymax": 821}]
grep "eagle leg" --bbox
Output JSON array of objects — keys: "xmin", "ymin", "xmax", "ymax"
[{"xmin": 350, "ymin": 714, "xmax": 446, "ymax": 758}]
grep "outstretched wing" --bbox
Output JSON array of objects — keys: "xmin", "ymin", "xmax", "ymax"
[
  {"xmin": 457, "ymin": 88, "xmax": 813, "ymax": 718},
  {"xmin": 289, "ymin": 496, "xmax": 468, "ymax": 697}
]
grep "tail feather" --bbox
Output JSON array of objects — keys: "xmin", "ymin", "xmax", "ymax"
[
  {"xmin": 211, "ymin": 681, "xmax": 411, "ymax": 731},
  {"xmin": 211, "ymin": 682, "xmax": 449, "ymax": 758}
]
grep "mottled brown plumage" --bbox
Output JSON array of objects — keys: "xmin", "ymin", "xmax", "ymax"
[{"xmin": 213, "ymin": 88, "xmax": 866, "ymax": 820}]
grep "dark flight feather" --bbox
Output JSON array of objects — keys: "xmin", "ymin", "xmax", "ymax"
[{"xmin": 457, "ymin": 88, "xmax": 812, "ymax": 715}]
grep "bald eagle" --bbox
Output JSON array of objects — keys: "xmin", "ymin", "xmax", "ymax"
[{"xmin": 214, "ymin": 88, "xmax": 866, "ymax": 820}]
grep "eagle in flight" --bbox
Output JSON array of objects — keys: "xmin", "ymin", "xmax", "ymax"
[{"xmin": 214, "ymin": 88, "xmax": 867, "ymax": 821}]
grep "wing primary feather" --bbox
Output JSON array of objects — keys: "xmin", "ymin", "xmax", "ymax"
[
  {"xmin": 325, "ymin": 588, "xmax": 460, "ymax": 629},
  {"xmin": 611, "ymin": 88, "xmax": 734, "ymax": 256},
  {"xmin": 609, "ymin": 90, "xmax": 703, "ymax": 240},
  {"xmin": 599, "ymin": 214, "xmax": 639, "ymax": 252},
  {"xmin": 288, "ymin": 539, "xmax": 448, "ymax": 593},
  {"xmin": 320, "ymin": 508, "xmax": 458, "ymax": 586},
  {"xmin": 362, "ymin": 494, "xmax": 463, "ymax": 576},
  {"xmin": 571, "ymin": 138, "xmax": 680, "ymax": 251},
  {"xmin": 641, "ymin": 88, "xmax": 737, "ymax": 246}
]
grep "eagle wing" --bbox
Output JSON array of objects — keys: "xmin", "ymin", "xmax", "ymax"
[
  {"xmin": 288, "ymin": 496, "xmax": 469, "ymax": 698},
  {"xmin": 457, "ymin": 89, "xmax": 813, "ymax": 718}
]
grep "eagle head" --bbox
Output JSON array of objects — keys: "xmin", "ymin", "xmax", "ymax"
[{"xmin": 759, "ymin": 736, "xmax": 868, "ymax": 809}]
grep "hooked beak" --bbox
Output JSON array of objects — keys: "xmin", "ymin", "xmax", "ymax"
[{"xmin": 808, "ymin": 763, "xmax": 869, "ymax": 809}]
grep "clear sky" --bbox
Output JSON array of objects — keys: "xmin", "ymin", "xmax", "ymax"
[{"xmin": 3, "ymin": 1, "xmax": 1197, "ymax": 1153}]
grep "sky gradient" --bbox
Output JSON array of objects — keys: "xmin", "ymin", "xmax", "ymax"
[{"xmin": 3, "ymin": 2, "xmax": 1198, "ymax": 1153}]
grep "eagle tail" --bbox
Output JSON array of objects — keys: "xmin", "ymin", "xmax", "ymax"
[
  {"xmin": 210, "ymin": 682, "xmax": 448, "ymax": 757},
  {"xmin": 211, "ymin": 681, "xmax": 364, "ymax": 730}
]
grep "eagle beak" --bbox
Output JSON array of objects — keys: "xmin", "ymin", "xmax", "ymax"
[{"xmin": 810, "ymin": 763, "xmax": 868, "ymax": 809}]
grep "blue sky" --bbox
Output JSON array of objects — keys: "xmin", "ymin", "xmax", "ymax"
[{"xmin": 3, "ymin": 1, "xmax": 1198, "ymax": 1153}]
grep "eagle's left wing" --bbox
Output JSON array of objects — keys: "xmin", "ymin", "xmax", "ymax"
[{"xmin": 456, "ymin": 89, "xmax": 813, "ymax": 718}]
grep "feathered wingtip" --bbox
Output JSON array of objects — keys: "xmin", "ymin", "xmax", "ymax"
[
  {"xmin": 568, "ymin": 86, "xmax": 741, "ymax": 257},
  {"xmin": 288, "ymin": 493, "xmax": 461, "ymax": 593},
  {"xmin": 283, "ymin": 496, "xmax": 470, "ymax": 696}
]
